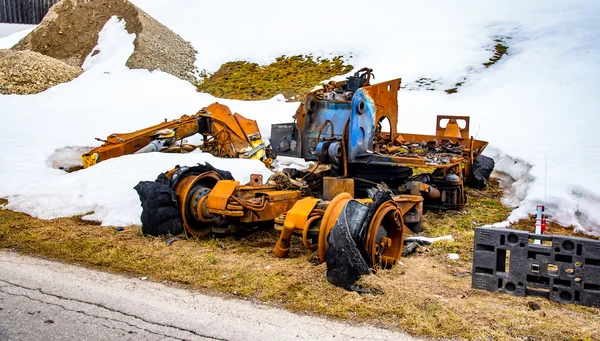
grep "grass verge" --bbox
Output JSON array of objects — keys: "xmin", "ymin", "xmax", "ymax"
[
  {"xmin": 0, "ymin": 181, "xmax": 598, "ymax": 341},
  {"xmin": 195, "ymin": 55, "xmax": 353, "ymax": 101}
]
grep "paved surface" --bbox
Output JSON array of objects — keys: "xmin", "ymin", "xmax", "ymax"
[{"xmin": 0, "ymin": 250, "xmax": 421, "ymax": 341}]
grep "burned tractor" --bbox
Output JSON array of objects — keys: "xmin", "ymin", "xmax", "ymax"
[{"xmin": 270, "ymin": 68, "xmax": 492, "ymax": 211}]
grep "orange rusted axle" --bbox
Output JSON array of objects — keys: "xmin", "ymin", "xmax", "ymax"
[{"xmin": 273, "ymin": 191, "xmax": 423, "ymax": 268}]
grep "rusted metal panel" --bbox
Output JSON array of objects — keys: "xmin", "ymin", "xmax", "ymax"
[
  {"xmin": 283, "ymin": 197, "xmax": 320, "ymax": 230},
  {"xmin": 436, "ymin": 115, "xmax": 470, "ymax": 140},
  {"xmin": 274, "ymin": 197, "xmax": 320, "ymax": 257},
  {"xmin": 198, "ymin": 103, "xmax": 266, "ymax": 159},
  {"xmin": 362, "ymin": 78, "xmax": 401, "ymax": 138},
  {"xmin": 323, "ymin": 177, "xmax": 354, "ymax": 201},
  {"xmin": 256, "ymin": 190, "xmax": 302, "ymax": 202},
  {"xmin": 239, "ymin": 190, "xmax": 302, "ymax": 223}
]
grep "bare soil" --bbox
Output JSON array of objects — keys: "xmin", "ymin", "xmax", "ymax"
[{"xmin": 12, "ymin": 0, "xmax": 197, "ymax": 82}]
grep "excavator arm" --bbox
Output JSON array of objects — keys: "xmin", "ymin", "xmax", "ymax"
[{"xmin": 82, "ymin": 103, "xmax": 265, "ymax": 168}]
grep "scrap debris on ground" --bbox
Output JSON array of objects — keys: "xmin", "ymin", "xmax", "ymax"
[
  {"xmin": 0, "ymin": 49, "xmax": 82, "ymax": 94},
  {"xmin": 375, "ymin": 135, "xmax": 466, "ymax": 165}
]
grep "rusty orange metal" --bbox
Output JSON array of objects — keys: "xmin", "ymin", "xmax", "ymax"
[
  {"xmin": 322, "ymin": 177, "xmax": 354, "ymax": 201},
  {"xmin": 362, "ymin": 78, "xmax": 401, "ymax": 139},
  {"xmin": 82, "ymin": 102, "xmax": 265, "ymax": 168},
  {"xmin": 172, "ymin": 171, "xmax": 223, "ymax": 238},
  {"xmin": 366, "ymin": 201, "xmax": 404, "ymax": 269},
  {"xmin": 238, "ymin": 190, "xmax": 301, "ymax": 223},
  {"xmin": 384, "ymin": 115, "xmax": 488, "ymax": 185},
  {"xmin": 206, "ymin": 180, "xmax": 240, "ymax": 212},
  {"xmin": 318, "ymin": 192, "xmax": 353, "ymax": 263},
  {"xmin": 82, "ymin": 114, "xmax": 201, "ymax": 168},
  {"xmin": 165, "ymin": 167, "xmax": 424, "ymax": 274},
  {"xmin": 274, "ymin": 197, "xmax": 320, "ymax": 258},
  {"xmin": 435, "ymin": 115, "xmax": 471, "ymax": 140},
  {"xmin": 197, "ymin": 103, "xmax": 266, "ymax": 160}
]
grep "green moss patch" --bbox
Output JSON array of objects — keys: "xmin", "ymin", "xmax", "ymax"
[
  {"xmin": 195, "ymin": 55, "xmax": 353, "ymax": 101},
  {"xmin": 483, "ymin": 39, "xmax": 509, "ymax": 68}
]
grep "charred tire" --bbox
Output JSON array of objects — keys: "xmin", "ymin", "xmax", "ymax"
[
  {"xmin": 471, "ymin": 155, "xmax": 495, "ymax": 189},
  {"xmin": 134, "ymin": 181, "xmax": 183, "ymax": 237}
]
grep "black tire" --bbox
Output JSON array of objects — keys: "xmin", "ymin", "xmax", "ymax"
[
  {"xmin": 471, "ymin": 155, "xmax": 495, "ymax": 189},
  {"xmin": 134, "ymin": 181, "xmax": 183, "ymax": 236}
]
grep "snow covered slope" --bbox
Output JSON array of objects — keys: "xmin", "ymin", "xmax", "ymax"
[
  {"xmin": 0, "ymin": 1, "xmax": 599, "ymax": 235},
  {"xmin": 0, "ymin": 24, "xmax": 35, "ymax": 48}
]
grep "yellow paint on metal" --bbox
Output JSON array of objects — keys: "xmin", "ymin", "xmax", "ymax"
[
  {"xmin": 81, "ymin": 153, "xmax": 98, "ymax": 168},
  {"xmin": 205, "ymin": 180, "xmax": 239, "ymax": 211},
  {"xmin": 284, "ymin": 197, "xmax": 320, "ymax": 231},
  {"xmin": 274, "ymin": 197, "xmax": 320, "ymax": 258}
]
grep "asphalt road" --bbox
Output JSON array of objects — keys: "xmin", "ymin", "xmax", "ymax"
[{"xmin": 0, "ymin": 250, "xmax": 421, "ymax": 341}]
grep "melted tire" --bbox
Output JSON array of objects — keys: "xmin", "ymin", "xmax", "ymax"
[{"xmin": 471, "ymin": 155, "xmax": 495, "ymax": 188}]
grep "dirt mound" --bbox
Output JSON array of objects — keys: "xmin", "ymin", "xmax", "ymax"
[
  {"xmin": 0, "ymin": 49, "xmax": 82, "ymax": 95},
  {"xmin": 12, "ymin": 0, "xmax": 197, "ymax": 82}
]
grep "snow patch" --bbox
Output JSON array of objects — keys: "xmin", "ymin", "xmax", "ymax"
[
  {"xmin": 272, "ymin": 157, "xmax": 314, "ymax": 172},
  {"xmin": 47, "ymin": 146, "xmax": 94, "ymax": 171},
  {"xmin": 82, "ymin": 16, "xmax": 136, "ymax": 73},
  {"xmin": 0, "ymin": 24, "xmax": 36, "ymax": 48}
]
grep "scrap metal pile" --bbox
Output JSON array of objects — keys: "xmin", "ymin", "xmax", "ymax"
[
  {"xmin": 85, "ymin": 67, "xmax": 599, "ymax": 302},
  {"xmin": 271, "ymin": 68, "xmax": 493, "ymax": 210},
  {"xmin": 126, "ymin": 67, "xmax": 497, "ymax": 289},
  {"xmin": 135, "ymin": 163, "xmax": 423, "ymax": 289},
  {"xmin": 374, "ymin": 136, "xmax": 466, "ymax": 166}
]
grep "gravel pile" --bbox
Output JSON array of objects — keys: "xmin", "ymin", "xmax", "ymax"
[
  {"xmin": 12, "ymin": 0, "xmax": 197, "ymax": 82},
  {"xmin": 0, "ymin": 49, "xmax": 82, "ymax": 95}
]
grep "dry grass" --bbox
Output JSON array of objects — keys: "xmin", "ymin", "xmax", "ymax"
[{"xmin": 0, "ymin": 182, "xmax": 599, "ymax": 340}]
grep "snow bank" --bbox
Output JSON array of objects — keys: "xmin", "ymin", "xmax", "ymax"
[
  {"xmin": 0, "ymin": 17, "xmax": 275, "ymax": 226},
  {"xmin": 0, "ymin": 1, "xmax": 599, "ymax": 234}
]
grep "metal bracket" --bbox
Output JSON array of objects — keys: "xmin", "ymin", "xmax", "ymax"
[{"xmin": 249, "ymin": 174, "xmax": 263, "ymax": 186}]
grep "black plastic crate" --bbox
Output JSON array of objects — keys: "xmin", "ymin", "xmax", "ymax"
[{"xmin": 472, "ymin": 227, "xmax": 600, "ymax": 307}]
